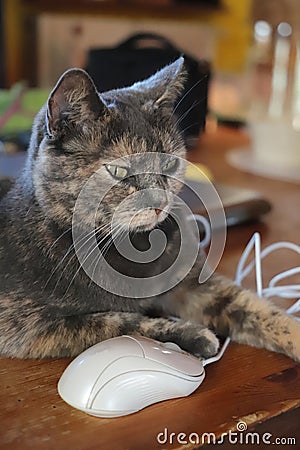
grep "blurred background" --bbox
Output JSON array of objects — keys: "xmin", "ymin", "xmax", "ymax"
[
  {"xmin": 0, "ymin": 0, "xmax": 300, "ymax": 182},
  {"xmin": 1, "ymin": 0, "xmax": 299, "ymax": 86}
]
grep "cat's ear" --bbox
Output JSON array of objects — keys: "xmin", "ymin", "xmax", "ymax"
[
  {"xmin": 46, "ymin": 68, "xmax": 107, "ymax": 137},
  {"xmin": 132, "ymin": 57, "xmax": 187, "ymax": 109}
]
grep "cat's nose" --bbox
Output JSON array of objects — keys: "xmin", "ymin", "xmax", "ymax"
[{"xmin": 154, "ymin": 200, "xmax": 168, "ymax": 216}]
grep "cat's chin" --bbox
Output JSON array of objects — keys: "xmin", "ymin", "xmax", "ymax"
[
  {"xmin": 126, "ymin": 208, "xmax": 169, "ymax": 233},
  {"xmin": 137, "ymin": 222, "xmax": 159, "ymax": 232},
  {"xmin": 130, "ymin": 220, "xmax": 157, "ymax": 233},
  {"xmin": 133, "ymin": 215, "xmax": 168, "ymax": 233}
]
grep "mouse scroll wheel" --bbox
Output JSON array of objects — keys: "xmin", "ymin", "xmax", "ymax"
[{"xmin": 162, "ymin": 342, "xmax": 185, "ymax": 353}]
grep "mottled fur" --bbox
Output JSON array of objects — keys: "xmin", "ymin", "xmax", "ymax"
[{"xmin": 0, "ymin": 59, "xmax": 299, "ymax": 361}]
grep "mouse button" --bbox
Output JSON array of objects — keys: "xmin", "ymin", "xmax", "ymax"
[
  {"xmin": 162, "ymin": 342, "xmax": 184, "ymax": 353},
  {"xmin": 58, "ymin": 358, "xmax": 96, "ymax": 409},
  {"xmin": 122, "ymin": 335, "xmax": 147, "ymax": 355},
  {"xmin": 77, "ymin": 335, "xmax": 144, "ymax": 375},
  {"xmin": 83, "ymin": 336, "xmax": 144, "ymax": 359},
  {"xmin": 129, "ymin": 335, "xmax": 161, "ymax": 348},
  {"xmin": 140, "ymin": 343, "xmax": 204, "ymax": 376}
]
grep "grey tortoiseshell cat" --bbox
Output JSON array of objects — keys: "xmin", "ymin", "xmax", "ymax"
[{"xmin": 0, "ymin": 58, "xmax": 299, "ymax": 361}]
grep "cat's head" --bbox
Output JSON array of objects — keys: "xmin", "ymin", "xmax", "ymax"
[{"xmin": 30, "ymin": 58, "xmax": 188, "ymax": 232}]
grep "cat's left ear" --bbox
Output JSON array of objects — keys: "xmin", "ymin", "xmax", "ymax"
[
  {"xmin": 132, "ymin": 57, "xmax": 187, "ymax": 109},
  {"xmin": 46, "ymin": 68, "xmax": 107, "ymax": 137}
]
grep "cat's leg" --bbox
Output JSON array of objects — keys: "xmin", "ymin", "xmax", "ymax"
[
  {"xmin": 162, "ymin": 273, "xmax": 300, "ymax": 362},
  {"xmin": 0, "ymin": 297, "xmax": 219, "ymax": 358}
]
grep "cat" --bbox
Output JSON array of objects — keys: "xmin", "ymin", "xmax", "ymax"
[{"xmin": 0, "ymin": 57, "xmax": 299, "ymax": 361}]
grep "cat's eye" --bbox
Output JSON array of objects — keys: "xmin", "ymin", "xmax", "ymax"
[
  {"xmin": 105, "ymin": 164, "xmax": 129, "ymax": 179},
  {"xmin": 163, "ymin": 158, "xmax": 178, "ymax": 173}
]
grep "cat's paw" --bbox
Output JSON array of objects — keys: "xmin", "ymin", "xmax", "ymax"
[
  {"xmin": 191, "ymin": 328, "xmax": 219, "ymax": 359},
  {"xmin": 179, "ymin": 326, "xmax": 219, "ymax": 359}
]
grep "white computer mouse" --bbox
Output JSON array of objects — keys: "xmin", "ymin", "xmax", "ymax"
[{"xmin": 57, "ymin": 335, "xmax": 205, "ymax": 418}]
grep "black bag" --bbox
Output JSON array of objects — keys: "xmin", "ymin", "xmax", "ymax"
[{"xmin": 85, "ymin": 32, "xmax": 210, "ymax": 147}]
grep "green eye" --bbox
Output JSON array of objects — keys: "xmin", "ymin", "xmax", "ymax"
[
  {"xmin": 105, "ymin": 164, "xmax": 129, "ymax": 179},
  {"xmin": 163, "ymin": 158, "xmax": 178, "ymax": 173}
]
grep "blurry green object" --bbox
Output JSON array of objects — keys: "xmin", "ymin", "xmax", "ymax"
[{"xmin": 0, "ymin": 83, "xmax": 49, "ymax": 134}]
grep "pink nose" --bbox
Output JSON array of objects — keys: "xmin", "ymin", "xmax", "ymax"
[{"xmin": 154, "ymin": 200, "xmax": 168, "ymax": 216}]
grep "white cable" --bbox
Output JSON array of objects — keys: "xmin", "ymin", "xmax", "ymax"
[
  {"xmin": 254, "ymin": 233, "xmax": 263, "ymax": 297},
  {"xmin": 203, "ymin": 231, "xmax": 300, "ymax": 366},
  {"xmin": 237, "ymin": 241, "xmax": 300, "ymax": 282},
  {"xmin": 189, "ymin": 217, "xmax": 300, "ymax": 365},
  {"xmin": 187, "ymin": 214, "xmax": 211, "ymax": 248},
  {"xmin": 203, "ymin": 337, "xmax": 231, "ymax": 366},
  {"xmin": 286, "ymin": 299, "xmax": 300, "ymax": 314},
  {"xmin": 235, "ymin": 233, "xmax": 257, "ymax": 286},
  {"xmin": 236, "ymin": 236, "xmax": 300, "ymax": 298},
  {"xmin": 269, "ymin": 267, "xmax": 300, "ymax": 287}
]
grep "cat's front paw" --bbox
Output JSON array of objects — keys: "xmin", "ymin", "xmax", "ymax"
[
  {"xmin": 191, "ymin": 328, "xmax": 219, "ymax": 359},
  {"xmin": 179, "ymin": 326, "xmax": 219, "ymax": 359}
]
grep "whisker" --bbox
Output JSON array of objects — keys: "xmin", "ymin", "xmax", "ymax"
[
  {"xmin": 173, "ymin": 99, "xmax": 201, "ymax": 129},
  {"xmin": 101, "ymin": 224, "xmax": 126, "ymax": 259},
  {"xmin": 179, "ymin": 121, "xmax": 204, "ymax": 137},
  {"xmin": 87, "ymin": 224, "xmax": 127, "ymax": 288},
  {"xmin": 47, "ymin": 227, "xmax": 72, "ymax": 254},
  {"xmin": 25, "ymin": 205, "xmax": 33, "ymax": 217},
  {"xmin": 64, "ymin": 223, "xmax": 122, "ymax": 294},
  {"xmin": 44, "ymin": 227, "xmax": 92, "ymax": 288},
  {"xmin": 172, "ymin": 75, "xmax": 208, "ymax": 117},
  {"xmin": 44, "ymin": 223, "xmax": 110, "ymax": 291}
]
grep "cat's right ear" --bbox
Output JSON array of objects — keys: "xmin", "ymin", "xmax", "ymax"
[{"xmin": 46, "ymin": 68, "xmax": 107, "ymax": 137}]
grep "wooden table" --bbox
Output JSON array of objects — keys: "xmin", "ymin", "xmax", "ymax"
[{"xmin": 1, "ymin": 127, "xmax": 299, "ymax": 449}]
